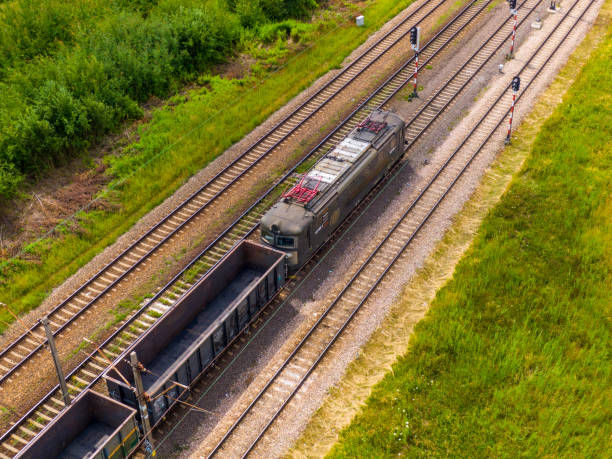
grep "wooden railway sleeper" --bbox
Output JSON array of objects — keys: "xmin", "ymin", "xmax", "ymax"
[
  {"xmin": 10, "ymin": 435, "xmax": 27, "ymax": 446},
  {"xmin": 48, "ymin": 398, "xmax": 65, "ymax": 408}
]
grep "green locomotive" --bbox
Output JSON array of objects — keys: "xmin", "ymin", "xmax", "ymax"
[{"xmin": 260, "ymin": 110, "xmax": 405, "ymax": 270}]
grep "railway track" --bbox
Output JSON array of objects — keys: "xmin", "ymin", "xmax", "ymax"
[
  {"xmin": 152, "ymin": 0, "xmax": 546, "ymax": 450},
  {"xmin": 0, "ymin": 0, "xmax": 509, "ymax": 455},
  {"xmin": 204, "ymin": 0, "xmax": 597, "ymax": 454},
  {"xmin": 0, "ymin": 0, "xmax": 449, "ymax": 387}
]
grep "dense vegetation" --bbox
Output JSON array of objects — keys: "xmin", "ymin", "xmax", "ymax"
[
  {"xmin": 329, "ymin": 11, "xmax": 612, "ymax": 458},
  {"xmin": 0, "ymin": 0, "xmax": 317, "ymax": 198}
]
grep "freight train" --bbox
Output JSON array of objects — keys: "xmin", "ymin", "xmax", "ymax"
[
  {"xmin": 17, "ymin": 110, "xmax": 405, "ymax": 458},
  {"xmin": 18, "ymin": 241, "xmax": 287, "ymax": 459},
  {"xmin": 260, "ymin": 109, "xmax": 405, "ymax": 269}
]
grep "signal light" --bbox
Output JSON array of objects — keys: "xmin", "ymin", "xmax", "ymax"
[
  {"xmin": 509, "ymin": 0, "xmax": 517, "ymax": 9},
  {"xmin": 410, "ymin": 27, "xmax": 420, "ymax": 52},
  {"xmin": 410, "ymin": 27, "xmax": 417, "ymax": 45},
  {"xmin": 511, "ymin": 76, "xmax": 521, "ymax": 92}
]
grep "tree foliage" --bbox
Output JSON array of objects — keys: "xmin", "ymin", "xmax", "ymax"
[{"xmin": 0, "ymin": 0, "xmax": 319, "ymax": 200}]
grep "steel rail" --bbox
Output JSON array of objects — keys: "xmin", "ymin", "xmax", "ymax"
[
  {"xmin": 208, "ymin": 0, "xmax": 595, "ymax": 454},
  {"xmin": 241, "ymin": 0, "xmax": 598, "ymax": 453},
  {"xmin": 0, "ymin": 0, "xmax": 488, "ymax": 454},
  {"xmin": 204, "ymin": 0, "xmax": 536, "ymax": 451},
  {"xmin": 0, "ymin": 2, "xmax": 492, "ymax": 454},
  {"xmin": 0, "ymin": 0, "xmax": 448, "ymax": 384},
  {"xmin": 147, "ymin": 0, "xmax": 490, "ymax": 291}
]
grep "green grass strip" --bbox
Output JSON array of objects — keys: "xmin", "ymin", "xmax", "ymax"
[
  {"xmin": 329, "ymin": 8, "xmax": 612, "ymax": 458},
  {"xmin": 0, "ymin": 0, "xmax": 416, "ymax": 333}
]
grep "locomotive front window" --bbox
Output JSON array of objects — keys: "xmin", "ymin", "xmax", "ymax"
[
  {"xmin": 276, "ymin": 236, "xmax": 295, "ymax": 248},
  {"xmin": 262, "ymin": 230, "xmax": 274, "ymax": 245}
]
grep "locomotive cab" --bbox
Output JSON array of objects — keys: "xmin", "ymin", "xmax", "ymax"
[{"xmin": 260, "ymin": 200, "xmax": 315, "ymax": 270}]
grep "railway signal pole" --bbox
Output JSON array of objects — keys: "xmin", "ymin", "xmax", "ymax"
[
  {"xmin": 41, "ymin": 316, "xmax": 71, "ymax": 407},
  {"xmin": 410, "ymin": 26, "xmax": 421, "ymax": 98},
  {"xmin": 130, "ymin": 351, "xmax": 156, "ymax": 457},
  {"xmin": 507, "ymin": 0, "xmax": 519, "ymax": 58},
  {"xmin": 505, "ymin": 76, "xmax": 520, "ymax": 144}
]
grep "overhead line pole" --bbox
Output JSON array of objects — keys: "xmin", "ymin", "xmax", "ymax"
[
  {"xmin": 131, "ymin": 351, "xmax": 156, "ymax": 457},
  {"xmin": 40, "ymin": 317, "xmax": 71, "ymax": 407}
]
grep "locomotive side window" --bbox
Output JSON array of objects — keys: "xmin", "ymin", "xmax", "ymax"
[
  {"xmin": 262, "ymin": 230, "xmax": 274, "ymax": 245},
  {"xmin": 277, "ymin": 236, "xmax": 295, "ymax": 248}
]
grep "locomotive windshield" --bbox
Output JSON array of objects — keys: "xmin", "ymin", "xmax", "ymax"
[
  {"xmin": 276, "ymin": 236, "xmax": 295, "ymax": 248},
  {"xmin": 261, "ymin": 229, "xmax": 296, "ymax": 249}
]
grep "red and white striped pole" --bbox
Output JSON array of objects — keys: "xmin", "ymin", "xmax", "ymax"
[
  {"xmin": 505, "ymin": 76, "xmax": 521, "ymax": 144},
  {"xmin": 506, "ymin": 0, "xmax": 518, "ymax": 58},
  {"xmin": 410, "ymin": 26, "xmax": 420, "ymax": 98},
  {"xmin": 509, "ymin": 10, "xmax": 518, "ymax": 57},
  {"xmin": 413, "ymin": 51, "xmax": 419, "ymax": 97},
  {"xmin": 505, "ymin": 92, "xmax": 517, "ymax": 144}
]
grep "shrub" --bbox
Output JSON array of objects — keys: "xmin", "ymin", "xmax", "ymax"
[
  {"xmin": 235, "ymin": 0, "xmax": 266, "ymax": 28},
  {"xmin": 0, "ymin": 3, "xmax": 241, "ymax": 198},
  {"xmin": 258, "ymin": 19, "xmax": 316, "ymax": 43},
  {"xmin": 0, "ymin": 0, "xmax": 318, "ymax": 199},
  {"xmin": 260, "ymin": 0, "xmax": 318, "ymax": 21},
  {"xmin": 228, "ymin": 0, "xmax": 318, "ymax": 22},
  {"xmin": 0, "ymin": 161, "xmax": 23, "ymax": 199},
  {"xmin": 0, "ymin": 0, "xmax": 108, "ymax": 73}
]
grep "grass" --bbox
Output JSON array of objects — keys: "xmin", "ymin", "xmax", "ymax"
[
  {"xmin": 290, "ymin": 4, "xmax": 601, "ymax": 452},
  {"xmin": 0, "ymin": 0, "xmax": 418, "ymax": 333},
  {"xmin": 432, "ymin": 0, "xmax": 471, "ymax": 32},
  {"xmin": 327, "ymin": 5, "xmax": 612, "ymax": 457}
]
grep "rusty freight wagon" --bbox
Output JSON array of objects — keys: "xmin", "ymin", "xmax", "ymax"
[
  {"xmin": 103, "ymin": 240, "xmax": 286, "ymax": 426},
  {"xmin": 17, "ymin": 390, "xmax": 139, "ymax": 459}
]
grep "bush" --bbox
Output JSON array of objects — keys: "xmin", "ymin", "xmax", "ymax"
[
  {"xmin": 0, "ymin": 4, "xmax": 241, "ymax": 197},
  {"xmin": 0, "ymin": 161, "xmax": 23, "ymax": 199},
  {"xmin": 228, "ymin": 0, "xmax": 318, "ymax": 22},
  {"xmin": 0, "ymin": 0, "xmax": 318, "ymax": 199},
  {"xmin": 258, "ymin": 19, "xmax": 316, "ymax": 43},
  {"xmin": 0, "ymin": 0, "xmax": 108, "ymax": 74},
  {"xmin": 259, "ymin": 0, "xmax": 318, "ymax": 20},
  {"xmin": 235, "ymin": 0, "xmax": 266, "ymax": 28}
]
